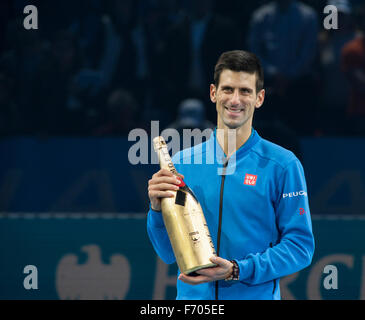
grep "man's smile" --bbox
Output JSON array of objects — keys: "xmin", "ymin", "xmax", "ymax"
[{"xmin": 224, "ymin": 106, "xmax": 245, "ymax": 116}]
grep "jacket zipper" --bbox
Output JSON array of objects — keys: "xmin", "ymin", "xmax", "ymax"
[
  {"xmin": 215, "ymin": 158, "xmax": 229, "ymax": 300},
  {"xmin": 270, "ymin": 242, "xmax": 277, "ymax": 294}
]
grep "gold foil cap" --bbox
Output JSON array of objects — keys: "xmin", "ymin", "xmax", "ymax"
[{"xmin": 153, "ymin": 136, "xmax": 167, "ymax": 153}]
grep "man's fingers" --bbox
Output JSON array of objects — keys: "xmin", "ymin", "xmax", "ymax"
[
  {"xmin": 160, "ymin": 168, "xmax": 184, "ymax": 178},
  {"xmin": 148, "ymin": 190, "xmax": 175, "ymax": 198},
  {"xmin": 149, "ymin": 182, "xmax": 179, "ymax": 191},
  {"xmin": 157, "ymin": 168, "xmax": 176, "ymax": 177},
  {"xmin": 153, "ymin": 169, "xmax": 184, "ymax": 180},
  {"xmin": 149, "ymin": 176, "xmax": 182, "ymax": 186},
  {"xmin": 158, "ymin": 168, "xmax": 173, "ymax": 175},
  {"xmin": 148, "ymin": 169, "xmax": 185, "ymax": 209},
  {"xmin": 178, "ymin": 257, "xmax": 233, "ymax": 284},
  {"xmin": 178, "ymin": 273, "xmax": 210, "ymax": 285},
  {"xmin": 195, "ymin": 267, "xmax": 218, "ymax": 277},
  {"xmin": 210, "ymin": 256, "xmax": 231, "ymax": 268}
]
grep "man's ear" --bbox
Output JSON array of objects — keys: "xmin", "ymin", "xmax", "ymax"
[
  {"xmin": 255, "ymin": 89, "xmax": 265, "ymax": 109},
  {"xmin": 210, "ymin": 84, "xmax": 217, "ymax": 103}
]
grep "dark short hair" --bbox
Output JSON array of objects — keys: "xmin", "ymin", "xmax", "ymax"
[{"xmin": 213, "ymin": 50, "xmax": 264, "ymax": 93}]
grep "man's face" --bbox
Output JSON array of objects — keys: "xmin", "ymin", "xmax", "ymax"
[{"xmin": 210, "ymin": 69, "xmax": 265, "ymax": 130}]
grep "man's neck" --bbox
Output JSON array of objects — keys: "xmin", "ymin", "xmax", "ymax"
[{"xmin": 216, "ymin": 124, "xmax": 252, "ymax": 158}]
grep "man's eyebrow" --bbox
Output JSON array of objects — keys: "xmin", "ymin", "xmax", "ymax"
[
  {"xmin": 221, "ymin": 85, "xmax": 253, "ymax": 92},
  {"xmin": 240, "ymin": 87, "xmax": 253, "ymax": 92}
]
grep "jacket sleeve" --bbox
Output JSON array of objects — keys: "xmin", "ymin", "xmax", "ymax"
[
  {"xmin": 146, "ymin": 205, "xmax": 176, "ymax": 264},
  {"xmin": 236, "ymin": 159, "xmax": 315, "ymax": 284}
]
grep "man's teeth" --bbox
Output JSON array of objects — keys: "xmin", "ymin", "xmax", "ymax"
[{"xmin": 226, "ymin": 107, "xmax": 242, "ymax": 113}]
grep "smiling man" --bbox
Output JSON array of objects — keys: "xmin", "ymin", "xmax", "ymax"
[
  {"xmin": 147, "ymin": 50, "xmax": 315, "ymax": 300},
  {"xmin": 211, "ymin": 52, "xmax": 265, "ymax": 158}
]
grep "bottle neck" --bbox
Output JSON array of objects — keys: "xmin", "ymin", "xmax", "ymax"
[{"xmin": 157, "ymin": 146, "xmax": 178, "ymax": 175}]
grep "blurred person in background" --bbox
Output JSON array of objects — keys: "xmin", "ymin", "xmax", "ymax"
[
  {"xmin": 340, "ymin": 3, "xmax": 365, "ymax": 136},
  {"xmin": 93, "ymin": 88, "xmax": 143, "ymax": 136},
  {"xmin": 165, "ymin": 98, "xmax": 215, "ymax": 153},
  {"xmin": 30, "ymin": 30, "xmax": 82, "ymax": 135},
  {"xmin": 65, "ymin": 5, "xmax": 130, "ymax": 135},
  {"xmin": 66, "ymin": 68, "xmax": 107, "ymax": 134},
  {"xmin": 167, "ymin": 98, "xmax": 215, "ymax": 132},
  {"xmin": 106, "ymin": 0, "xmax": 142, "ymax": 100},
  {"xmin": 163, "ymin": 0, "xmax": 239, "ymax": 124},
  {"xmin": 248, "ymin": 0, "xmax": 319, "ymax": 135},
  {"xmin": 215, "ymin": 0, "xmax": 261, "ymax": 45},
  {"xmin": 69, "ymin": 0, "xmax": 105, "ymax": 69},
  {"xmin": 0, "ymin": 18, "xmax": 49, "ymax": 134},
  {"xmin": 129, "ymin": 0, "xmax": 180, "ymax": 127},
  {"xmin": 317, "ymin": 0, "xmax": 356, "ymax": 135},
  {"xmin": 105, "ymin": 0, "xmax": 173, "ymax": 127},
  {"xmin": 1, "ymin": 18, "xmax": 48, "ymax": 134}
]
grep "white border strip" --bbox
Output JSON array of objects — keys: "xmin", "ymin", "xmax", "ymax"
[{"xmin": 0, "ymin": 212, "xmax": 147, "ymax": 220}]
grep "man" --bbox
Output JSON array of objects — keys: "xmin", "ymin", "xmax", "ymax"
[{"xmin": 147, "ymin": 50, "xmax": 314, "ymax": 300}]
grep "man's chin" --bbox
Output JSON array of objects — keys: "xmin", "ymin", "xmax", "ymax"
[
  {"xmin": 223, "ymin": 119, "xmax": 247, "ymax": 130},
  {"xmin": 225, "ymin": 123, "xmax": 241, "ymax": 130}
]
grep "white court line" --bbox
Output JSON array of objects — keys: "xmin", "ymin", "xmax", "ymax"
[
  {"xmin": 0, "ymin": 212, "xmax": 147, "ymax": 220},
  {"xmin": 0, "ymin": 213, "xmax": 364, "ymax": 220}
]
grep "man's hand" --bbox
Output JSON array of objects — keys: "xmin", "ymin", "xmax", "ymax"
[
  {"xmin": 148, "ymin": 168, "xmax": 184, "ymax": 211},
  {"xmin": 178, "ymin": 256, "xmax": 233, "ymax": 285}
]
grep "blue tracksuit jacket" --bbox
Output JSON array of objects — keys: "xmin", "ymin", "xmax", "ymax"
[{"xmin": 147, "ymin": 128, "xmax": 315, "ymax": 300}]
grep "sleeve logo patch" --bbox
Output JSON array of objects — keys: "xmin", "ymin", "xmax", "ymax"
[
  {"xmin": 244, "ymin": 174, "xmax": 257, "ymax": 186},
  {"xmin": 283, "ymin": 190, "xmax": 308, "ymax": 198}
]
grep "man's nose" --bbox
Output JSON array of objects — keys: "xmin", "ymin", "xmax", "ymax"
[{"xmin": 230, "ymin": 90, "xmax": 240, "ymax": 106}]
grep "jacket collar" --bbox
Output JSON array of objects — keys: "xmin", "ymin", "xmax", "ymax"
[{"xmin": 206, "ymin": 127, "xmax": 260, "ymax": 167}]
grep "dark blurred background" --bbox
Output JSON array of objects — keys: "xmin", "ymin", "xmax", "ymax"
[
  {"xmin": 1, "ymin": 0, "xmax": 365, "ymax": 138},
  {"xmin": 0, "ymin": 0, "xmax": 365, "ymax": 300}
]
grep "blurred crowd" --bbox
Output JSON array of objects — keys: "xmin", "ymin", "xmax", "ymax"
[{"xmin": 1, "ymin": 0, "xmax": 365, "ymax": 138}]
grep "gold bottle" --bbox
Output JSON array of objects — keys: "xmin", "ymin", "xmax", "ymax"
[{"xmin": 153, "ymin": 136, "xmax": 217, "ymax": 275}]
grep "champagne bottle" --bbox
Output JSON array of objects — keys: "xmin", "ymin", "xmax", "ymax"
[{"xmin": 153, "ymin": 136, "xmax": 217, "ymax": 276}]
